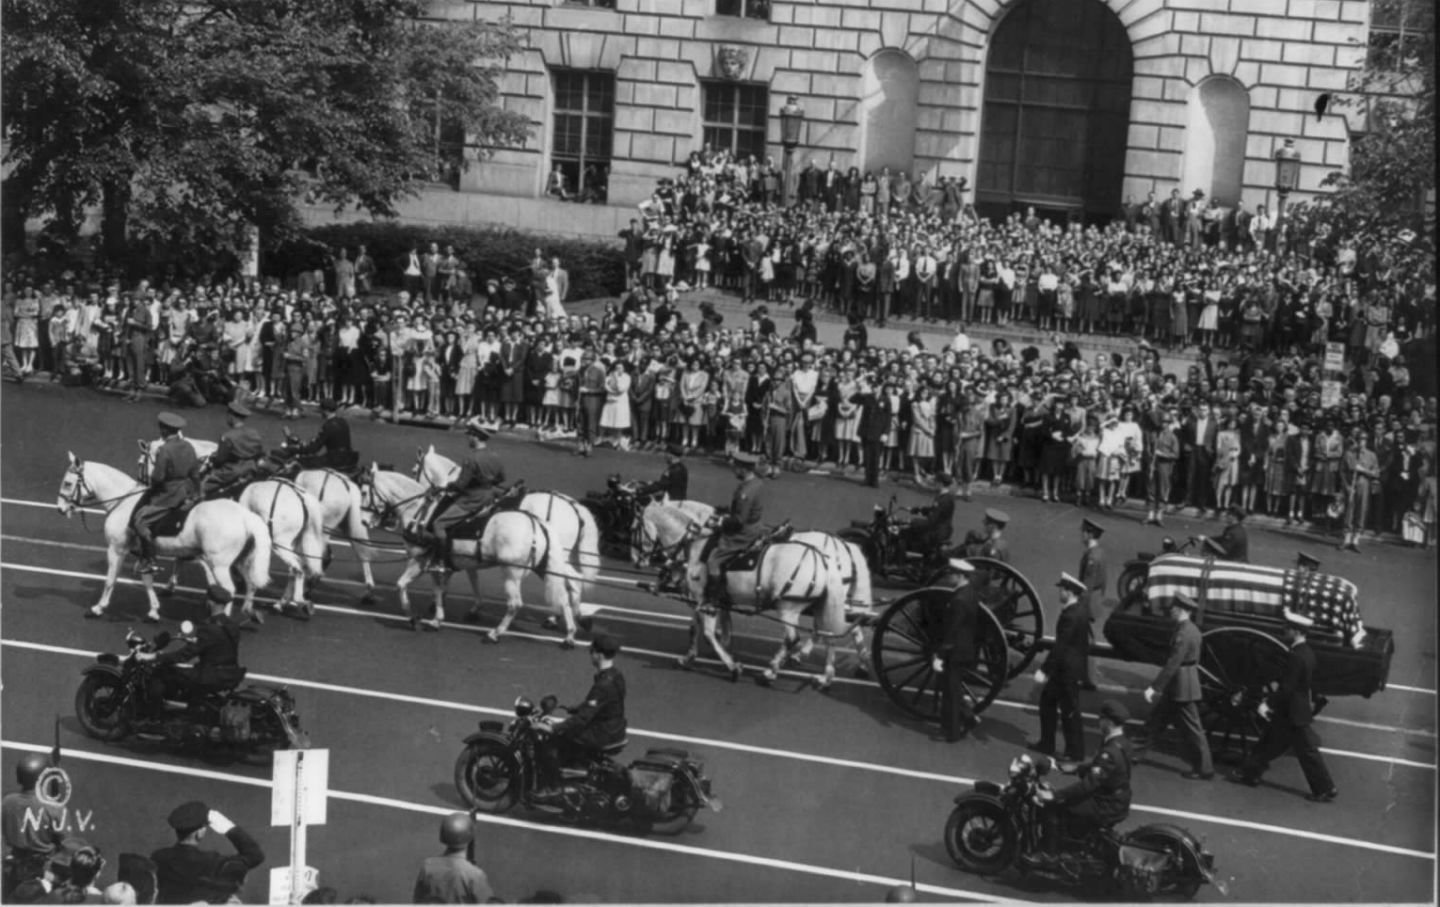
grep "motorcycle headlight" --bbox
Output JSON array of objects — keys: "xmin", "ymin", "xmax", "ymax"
[{"xmin": 514, "ymin": 696, "xmax": 535, "ymax": 718}]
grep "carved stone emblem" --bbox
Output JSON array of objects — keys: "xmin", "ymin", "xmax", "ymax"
[{"xmin": 716, "ymin": 45, "xmax": 749, "ymax": 81}]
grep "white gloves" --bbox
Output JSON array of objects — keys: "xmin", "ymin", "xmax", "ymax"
[
  {"xmin": 1034, "ymin": 669, "xmax": 1048, "ymax": 685},
  {"xmin": 1257, "ymin": 702, "xmax": 1273, "ymax": 721},
  {"xmin": 932, "ymin": 656, "xmax": 944, "ymax": 673},
  {"xmin": 1143, "ymin": 687, "xmax": 1157, "ymax": 704},
  {"xmin": 208, "ymin": 810, "xmax": 235, "ymax": 835}
]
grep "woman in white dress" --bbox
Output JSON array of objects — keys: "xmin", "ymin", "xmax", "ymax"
[
  {"xmin": 907, "ymin": 389, "xmax": 936, "ymax": 484},
  {"xmin": 834, "ymin": 365, "xmax": 862, "ymax": 469},
  {"xmin": 222, "ymin": 310, "xmax": 251, "ymax": 383},
  {"xmin": 600, "ymin": 360, "xmax": 632, "ymax": 449},
  {"xmin": 543, "ymin": 269, "xmax": 566, "ymax": 320},
  {"xmin": 455, "ymin": 326, "xmax": 480, "ymax": 419},
  {"xmin": 1196, "ymin": 278, "xmax": 1221, "ymax": 347}
]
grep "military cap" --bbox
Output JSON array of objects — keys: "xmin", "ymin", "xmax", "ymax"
[
  {"xmin": 206, "ymin": 585, "xmax": 232, "ymax": 606},
  {"xmin": 225, "ymin": 401, "xmax": 251, "ymax": 419},
  {"xmin": 1099, "ymin": 700, "xmax": 1130, "ymax": 724},
  {"xmin": 1080, "ymin": 517, "xmax": 1105, "ymax": 537},
  {"xmin": 1056, "ymin": 572, "xmax": 1086, "ymax": 596},
  {"xmin": 983, "ymin": 508, "xmax": 1010, "ymax": 526},
  {"xmin": 157, "ymin": 412, "xmax": 187, "ymax": 431},
  {"xmin": 1172, "ymin": 592, "xmax": 1200, "ymax": 611},
  {"xmin": 167, "ymin": 801, "xmax": 209, "ymax": 833},
  {"xmin": 666, "ymin": 443, "xmax": 686, "ymax": 458},
  {"xmin": 947, "ymin": 558, "xmax": 974, "ymax": 573},
  {"xmin": 1282, "ymin": 607, "xmax": 1314, "ymax": 628},
  {"xmin": 462, "ymin": 418, "xmax": 490, "ymax": 440},
  {"xmin": 1296, "ymin": 551, "xmax": 1321, "ymax": 569},
  {"xmin": 591, "ymin": 634, "xmax": 622, "ymax": 657}
]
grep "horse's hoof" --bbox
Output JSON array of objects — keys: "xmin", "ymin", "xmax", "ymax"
[
  {"xmin": 421, "ymin": 619, "xmax": 441, "ymax": 632},
  {"xmin": 84, "ymin": 609, "xmax": 102, "ymax": 621},
  {"xmin": 293, "ymin": 605, "xmax": 312, "ymax": 622},
  {"xmin": 577, "ymin": 616, "xmax": 595, "ymax": 633},
  {"xmin": 481, "ymin": 631, "xmax": 499, "ymax": 644},
  {"xmin": 249, "ymin": 609, "xmax": 265, "ymax": 625},
  {"xmin": 143, "ymin": 613, "xmax": 160, "ymax": 625},
  {"xmin": 730, "ymin": 665, "xmax": 744, "ymax": 684},
  {"xmin": 560, "ymin": 637, "xmax": 576, "ymax": 651},
  {"xmin": 676, "ymin": 655, "xmax": 696, "ymax": 671},
  {"xmin": 542, "ymin": 616, "xmax": 560, "ymax": 630},
  {"xmin": 813, "ymin": 677, "xmax": 835, "ymax": 693},
  {"xmin": 757, "ymin": 670, "xmax": 777, "ymax": 687},
  {"xmin": 407, "ymin": 618, "xmax": 419, "ymax": 632},
  {"xmin": 852, "ymin": 665, "xmax": 871, "ymax": 680}
]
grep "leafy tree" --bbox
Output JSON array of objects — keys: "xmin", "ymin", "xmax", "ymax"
[{"xmin": 2, "ymin": 0, "xmax": 532, "ymax": 261}]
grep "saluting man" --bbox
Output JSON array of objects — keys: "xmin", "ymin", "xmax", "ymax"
[
  {"xmin": 1030, "ymin": 572, "xmax": 1091, "ymax": 761},
  {"xmin": 960, "ymin": 508, "xmax": 1010, "ymax": 561},
  {"xmin": 202, "ymin": 402, "xmax": 265, "ymax": 498},
  {"xmin": 637, "ymin": 444, "xmax": 689, "ymax": 502},
  {"xmin": 1138, "ymin": 592, "xmax": 1214, "ymax": 780},
  {"xmin": 1229, "ymin": 608, "xmax": 1337, "ymax": 802},
  {"xmin": 932, "ymin": 559, "xmax": 982, "ymax": 742},
  {"xmin": 130, "ymin": 412, "xmax": 200, "ymax": 576},
  {"xmin": 150, "ymin": 800, "xmax": 264, "ymax": 905}
]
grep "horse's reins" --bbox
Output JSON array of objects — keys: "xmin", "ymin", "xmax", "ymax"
[{"xmin": 66, "ymin": 466, "xmax": 144, "ymax": 532}]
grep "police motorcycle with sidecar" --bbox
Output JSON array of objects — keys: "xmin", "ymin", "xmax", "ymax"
[
  {"xmin": 453, "ymin": 694, "xmax": 720, "ymax": 835},
  {"xmin": 945, "ymin": 753, "xmax": 1219, "ymax": 899},
  {"xmin": 74, "ymin": 627, "xmax": 308, "ymax": 763}
]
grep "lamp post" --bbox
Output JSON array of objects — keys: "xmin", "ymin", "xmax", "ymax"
[
  {"xmin": 1273, "ymin": 137, "xmax": 1301, "ymax": 224},
  {"xmin": 779, "ymin": 96, "xmax": 804, "ymax": 207}
]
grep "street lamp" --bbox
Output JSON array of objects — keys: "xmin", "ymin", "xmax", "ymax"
[
  {"xmin": 1273, "ymin": 137, "xmax": 1301, "ymax": 223},
  {"xmin": 779, "ymin": 96, "xmax": 804, "ymax": 207}
]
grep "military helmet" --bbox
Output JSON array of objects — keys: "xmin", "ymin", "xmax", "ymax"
[{"xmin": 439, "ymin": 811, "xmax": 474, "ymax": 848}]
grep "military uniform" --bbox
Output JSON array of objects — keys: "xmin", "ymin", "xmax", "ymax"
[
  {"xmin": 1053, "ymin": 732, "xmax": 1133, "ymax": 835},
  {"xmin": 1207, "ymin": 523, "xmax": 1250, "ymax": 562},
  {"xmin": 296, "ymin": 413, "xmax": 354, "ymax": 471},
  {"xmin": 707, "ymin": 474, "xmax": 766, "ymax": 577},
  {"xmin": 936, "ymin": 583, "xmax": 981, "ymax": 741},
  {"xmin": 132, "ymin": 430, "xmax": 200, "ymax": 563},
  {"xmin": 1143, "ymin": 616, "xmax": 1214, "ymax": 778},
  {"xmin": 202, "ymin": 424, "xmax": 265, "ymax": 497},
  {"xmin": 904, "ymin": 486, "xmax": 956, "ymax": 553},
  {"xmin": 639, "ymin": 460, "xmax": 688, "ymax": 502},
  {"xmin": 430, "ymin": 448, "xmax": 507, "ymax": 551},
  {"xmin": 539, "ymin": 665, "xmax": 627, "ymax": 788},
  {"xmin": 1037, "ymin": 596, "xmax": 1091, "ymax": 760},
  {"xmin": 155, "ymin": 612, "xmax": 244, "ymax": 699},
  {"xmin": 2, "ymin": 791, "xmax": 64, "ymax": 895},
  {"xmin": 1235, "ymin": 638, "xmax": 1335, "ymax": 797},
  {"xmin": 413, "ymin": 853, "xmax": 494, "ymax": 904},
  {"xmin": 1078, "ymin": 543, "xmax": 1107, "ymax": 608}
]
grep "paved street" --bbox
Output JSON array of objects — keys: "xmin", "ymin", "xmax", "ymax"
[{"xmin": 1, "ymin": 381, "xmax": 1435, "ymax": 903}]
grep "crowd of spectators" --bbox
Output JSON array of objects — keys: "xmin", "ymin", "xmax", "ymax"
[{"xmin": 3, "ymin": 148, "xmax": 1436, "ymax": 547}]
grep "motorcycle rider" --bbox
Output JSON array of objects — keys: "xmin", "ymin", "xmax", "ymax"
[
  {"xmin": 2, "ymin": 755, "xmax": 66, "ymax": 897},
  {"xmin": 533, "ymin": 634, "xmax": 628, "ymax": 803},
  {"xmin": 703, "ymin": 453, "xmax": 766, "ymax": 606},
  {"xmin": 135, "ymin": 585, "xmax": 245, "ymax": 705},
  {"xmin": 1035, "ymin": 699, "xmax": 1133, "ymax": 851},
  {"xmin": 902, "ymin": 471, "xmax": 957, "ymax": 556},
  {"xmin": 201, "ymin": 402, "xmax": 265, "ymax": 498},
  {"xmin": 294, "ymin": 398, "xmax": 356, "ymax": 471},
  {"xmin": 958, "ymin": 508, "xmax": 1010, "ymax": 562},
  {"xmin": 130, "ymin": 412, "xmax": 201, "ymax": 575},
  {"xmin": 423, "ymin": 420, "xmax": 506, "ymax": 573},
  {"xmin": 636, "ymin": 444, "xmax": 689, "ymax": 502},
  {"xmin": 413, "ymin": 812, "xmax": 495, "ymax": 903}
]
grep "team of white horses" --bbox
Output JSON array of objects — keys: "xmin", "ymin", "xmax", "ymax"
[{"xmin": 56, "ymin": 437, "xmax": 875, "ymax": 687}]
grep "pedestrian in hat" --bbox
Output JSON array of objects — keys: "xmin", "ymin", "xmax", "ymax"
[
  {"xmin": 933, "ymin": 560, "xmax": 982, "ymax": 741},
  {"xmin": 201, "ymin": 401, "xmax": 265, "ymax": 498},
  {"xmin": 532, "ymin": 634, "xmax": 628, "ymax": 803},
  {"xmin": 1033, "ymin": 699, "xmax": 1133, "ymax": 847},
  {"xmin": 1137, "ymin": 592, "xmax": 1214, "ymax": 780},
  {"xmin": 1229, "ymin": 609, "xmax": 1337, "ymax": 802},
  {"xmin": 636, "ymin": 444, "xmax": 689, "ymax": 503},
  {"xmin": 129, "ymin": 413, "xmax": 200, "ymax": 576},
  {"xmin": 1030, "ymin": 572, "xmax": 1092, "ymax": 760},
  {"xmin": 150, "ymin": 801, "xmax": 264, "ymax": 905}
]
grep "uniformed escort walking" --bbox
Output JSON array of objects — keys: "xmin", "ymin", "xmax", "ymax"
[
  {"xmin": 932, "ymin": 559, "xmax": 982, "ymax": 742},
  {"xmin": 1030, "ymin": 572, "xmax": 1091, "ymax": 761},
  {"xmin": 1138, "ymin": 592, "xmax": 1215, "ymax": 780}
]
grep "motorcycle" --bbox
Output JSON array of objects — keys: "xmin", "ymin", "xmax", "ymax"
[
  {"xmin": 74, "ymin": 628, "xmax": 308, "ymax": 763},
  {"xmin": 453, "ymin": 694, "xmax": 720, "ymax": 835},
  {"xmin": 945, "ymin": 753, "xmax": 1220, "ymax": 900}
]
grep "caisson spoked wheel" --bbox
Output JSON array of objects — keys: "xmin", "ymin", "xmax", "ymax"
[
  {"xmin": 454, "ymin": 739, "xmax": 521, "ymax": 813},
  {"xmin": 870, "ymin": 588, "xmax": 1011, "ymax": 722},
  {"xmin": 1198, "ymin": 627, "xmax": 1288, "ymax": 764},
  {"xmin": 968, "ymin": 558, "xmax": 1045, "ymax": 679},
  {"xmin": 1116, "ymin": 562, "xmax": 1150, "ymax": 606},
  {"xmin": 944, "ymin": 798, "xmax": 1017, "ymax": 875}
]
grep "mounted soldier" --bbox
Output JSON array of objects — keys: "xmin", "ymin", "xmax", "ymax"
[
  {"xmin": 131, "ymin": 413, "xmax": 201, "ymax": 575},
  {"xmin": 201, "ymin": 402, "xmax": 265, "ymax": 498},
  {"xmin": 423, "ymin": 420, "xmax": 508, "ymax": 572},
  {"xmin": 702, "ymin": 453, "xmax": 767, "ymax": 606}
]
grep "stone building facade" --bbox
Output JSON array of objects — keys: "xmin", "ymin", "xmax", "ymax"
[{"xmin": 393, "ymin": 0, "xmax": 1369, "ymax": 234}]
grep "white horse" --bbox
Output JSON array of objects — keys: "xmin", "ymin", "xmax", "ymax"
[
  {"xmin": 412, "ymin": 445, "xmax": 600, "ymax": 636},
  {"xmin": 141, "ymin": 437, "xmax": 382, "ymax": 602},
  {"xmin": 638, "ymin": 503, "xmax": 865, "ymax": 688},
  {"xmin": 361, "ymin": 467, "xmax": 584, "ymax": 642},
  {"xmin": 138, "ymin": 439, "xmax": 329, "ymax": 619},
  {"xmin": 56, "ymin": 454, "xmax": 272, "ymax": 622}
]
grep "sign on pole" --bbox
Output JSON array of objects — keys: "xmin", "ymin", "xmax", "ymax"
[
  {"xmin": 1321, "ymin": 380, "xmax": 1343, "ymax": 408},
  {"xmin": 1324, "ymin": 342, "xmax": 1345, "ymax": 374},
  {"xmin": 271, "ymin": 749, "xmax": 329, "ymax": 905}
]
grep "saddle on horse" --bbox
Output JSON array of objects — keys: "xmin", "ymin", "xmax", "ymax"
[
  {"xmin": 419, "ymin": 483, "xmax": 527, "ymax": 571},
  {"xmin": 703, "ymin": 521, "xmax": 794, "ymax": 606},
  {"xmin": 130, "ymin": 500, "xmax": 199, "ymax": 572}
]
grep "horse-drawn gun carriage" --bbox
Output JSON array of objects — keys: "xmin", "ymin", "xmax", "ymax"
[
  {"xmin": 861, "ymin": 546, "xmax": 1393, "ymax": 758},
  {"xmin": 582, "ymin": 475, "xmax": 653, "ymax": 562}
]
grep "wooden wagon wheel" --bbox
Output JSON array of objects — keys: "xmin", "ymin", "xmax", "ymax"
[
  {"xmin": 1199, "ymin": 626, "xmax": 1288, "ymax": 764},
  {"xmin": 967, "ymin": 557, "xmax": 1045, "ymax": 679},
  {"xmin": 869, "ymin": 587, "xmax": 1010, "ymax": 722},
  {"xmin": 1116, "ymin": 561, "xmax": 1149, "ymax": 604}
]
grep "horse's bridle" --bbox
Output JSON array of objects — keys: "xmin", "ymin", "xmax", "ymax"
[
  {"xmin": 362, "ymin": 480, "xmax": 431, "ymax": 531},
  {"xmin": 632, "ymin": 508, "xmax": 703, "ymax": 567}
]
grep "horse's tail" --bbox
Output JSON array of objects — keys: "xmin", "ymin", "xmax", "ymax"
[
  {"xmin": 296, "ymin": 489, "xmax": 328, "ymax": 581},
  {"xmin": 240, "ymin": 510, "xmax": 273, "ymax": 591},
  {"xmin": 574, "ymin": 503, "xmax": 601, "ymax": 585}
]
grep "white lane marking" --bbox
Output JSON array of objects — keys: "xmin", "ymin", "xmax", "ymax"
[
  {"xmin": 0, "ymin": 740, "xmax": 1014, "ymax": 903},
  {"xmin": 7, "ymin": 637, "xmax": 1437, "ymax": 860},
  {"xmin": 5, "ymin": 558, "xmax": 1439, "ymax": 752}
]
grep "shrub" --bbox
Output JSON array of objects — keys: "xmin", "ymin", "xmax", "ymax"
[{"xmin": 265, "ymin": 223, "xmax": 626, "ymax": 301}]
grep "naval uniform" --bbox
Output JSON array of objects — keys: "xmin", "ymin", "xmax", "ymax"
[
  {"xmin": 1037, "ymin": 598, "xmax": 1092, "ymax": 760},
  {"xmin": 936, "ymin": 584, "xmax": 981, "ymax": 741},
  {"xmin": 1236, "ymin": 638, "xmax": 1334, "ymax": 795}
]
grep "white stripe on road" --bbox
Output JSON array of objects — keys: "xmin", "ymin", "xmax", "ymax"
[
  {"xmin": 5, "ymin": 638, "xmax": 1435, "ymax": 861},
  {"xmin": 5, "ymin": 553, "xmax": 1437, "ymax": 750},
  {"xmin": 0, "ymin": 740, "xmax": 1013, "ymax": 903}
]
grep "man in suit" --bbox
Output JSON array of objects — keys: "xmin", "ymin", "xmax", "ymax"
[
  {"xmin": 420, "ymin": 242, "xmax": 441, "ymax": 303},
  {"xmin": 1182, "ymin": 402, "xmax": 1218, "ymax": 511},
  {"xmin": 852, "ymin": 375, "xmax": 888, "ymax": 488},
  {"xmin": 151, "ymin": 801, "xmax": 264, "ymax": 905},
  {"xmin": 1138, "ymin": 592, "xmax": 1214, "ymax": 780},
  {"xmin": 1198, "ymin": 506, "xmax": 1250, "ymax": 562},
  {"xmin": 799, "ymin": 159, "xmax": 823, "ymax": 210},
  {"xmin": 822, "ymin": 160, "xmax": 842, "ymax": 212},
  {"xmin": 1161, "ymin": 188, "xmax": 1185, "ymax": 246},
  {"xmin": 932, "ymin": 559, "xmax": 982, "ymax": 741},
  {"xmin": 1030, "ymin": 573, "xmax": 1092, "ymax": 760},
  {"xmin": 1229, "ymin": 609, "xmax": 1337, "ymax": 801}
]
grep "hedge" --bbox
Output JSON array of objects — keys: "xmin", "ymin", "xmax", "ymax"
[{"xmin": 266, "ymin": 222, "xmax": 628, "ymax": 301}]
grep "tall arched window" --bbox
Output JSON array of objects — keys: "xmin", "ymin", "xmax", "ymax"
[
  {"xmin": 1182, "ymin": 76, "xmax": 1251, "ymax": 207},
  {"xmin": 976, "ymin": 0, "xmax": 1133, "ymax": 220},
  {"xmin": 859, "ymin": 50, "xmax": 918, "ymax": 176}
]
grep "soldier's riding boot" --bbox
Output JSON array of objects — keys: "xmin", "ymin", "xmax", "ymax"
[{"xmin": 134, "ymin": 530, "xmax": 158, "ymax": 574}]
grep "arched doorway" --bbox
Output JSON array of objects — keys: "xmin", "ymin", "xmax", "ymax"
[
  {"xmin": 976, "ymin": 0, "xmax": 1133, "ymax": 221},
  {"xmin": 860, "ymin": 50, "xmax": 918, "ymax": 177},
  {"xmin": 1181, "ymin": 76, "xmax": 1251, "ymax": 207}
]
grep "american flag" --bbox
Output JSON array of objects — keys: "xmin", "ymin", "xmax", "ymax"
[{"xmin": 1146, "ymin": 555, "xmax": 1366, "ymax": 647}]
